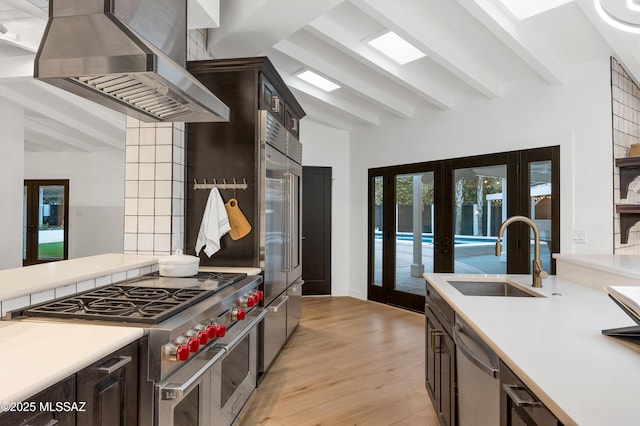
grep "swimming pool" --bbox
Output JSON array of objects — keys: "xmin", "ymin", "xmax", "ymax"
[{"xmin": 374, "ymin": 231, "xmax": 496, "ymax": 245}]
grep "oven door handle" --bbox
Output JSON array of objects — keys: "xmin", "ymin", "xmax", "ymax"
[
  {"xmin": 160, "ymin": 348, "xmax": 226, "ymax": 401},
  {"xmin": 214, "ymin": 308, "xmax": 266, "ymax": 354}
]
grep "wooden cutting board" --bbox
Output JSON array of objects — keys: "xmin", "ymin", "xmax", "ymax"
[{"xmin": 224, "ymin": 198, "xmax": 252, "ymax": 240}]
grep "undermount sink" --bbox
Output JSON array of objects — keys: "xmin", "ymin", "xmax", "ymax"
[{"xmin": 447, "ymin": 280, "xmax": 544, "ymax": 298}]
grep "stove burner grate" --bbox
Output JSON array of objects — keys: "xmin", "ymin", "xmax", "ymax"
[{"xmin": 85, "ymin": 300, "xmax": 137, "ymax": 316}]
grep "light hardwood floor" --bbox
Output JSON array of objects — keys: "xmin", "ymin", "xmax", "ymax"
[{"xmin": 241, "ymin": 297, "xmax": 439, "ymax": 425}]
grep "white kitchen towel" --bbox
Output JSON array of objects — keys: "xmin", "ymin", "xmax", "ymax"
[{"xmin": 195, "ymin": 188, "xmax": 231, "ymax": 257}]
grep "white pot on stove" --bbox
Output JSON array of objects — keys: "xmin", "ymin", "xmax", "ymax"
[{"xmin": 158, "ymin": 249, "xmax": 200, "ymax": 277}]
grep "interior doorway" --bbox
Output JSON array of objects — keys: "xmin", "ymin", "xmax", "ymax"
[
  {"xmin": 23, "ymin": 179, "xmax": 69, "ymax": 266},
  {"xmin": 302, "ymin": 167, "xmax": 332, "ymax": 295}
]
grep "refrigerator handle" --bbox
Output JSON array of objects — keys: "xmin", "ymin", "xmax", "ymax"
[{"xmin": 283, "ymin": 172, "xmax": 293, "ymax": 272}]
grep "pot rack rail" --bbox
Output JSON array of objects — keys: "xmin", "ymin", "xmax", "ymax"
[{"xmin": 193, "ymin": 178, "xmax": 248, "ymax": 190}]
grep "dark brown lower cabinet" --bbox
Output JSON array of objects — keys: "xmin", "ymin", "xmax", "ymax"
[
  {"xmin": 425, "ymin": 304, "xmax": 456, "ymax": 426},
  {"xmin": 76, "ymin": 341, "xmax": 139, "ymax": 426},
  {"xmin": 500, "ymin": 361, "xmax": 563, "ymax": 426},
  {"xmin": 0, "ymin": 341, "xmax": 139, "ymax": 426},
  {"xmin": 0, "ymin": 375, "xmax": 76, "ymax": 426}
]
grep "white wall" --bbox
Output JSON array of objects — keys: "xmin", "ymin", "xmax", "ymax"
[
  {"xmin": 0, "ymin": 99, "xmax": 25, "ymax": 270},
  {"xmin": 341, "ymin": 57, "xmax": 613, "ymax": 300},
  {"xmin": 24, "ymin": 151, "xmax": 125, "ymax": 259},
  {"xmin": 300, "ymin": 119, "xmax": 351, "ymax": 296}
]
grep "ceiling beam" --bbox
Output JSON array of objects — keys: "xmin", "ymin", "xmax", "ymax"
[
  {"xmin": 456, "ymin": 0, "xmax": 563, "ymax": 85},
  {"xmin": 207, "ymin": 0, "xmax": 346, "ymax": 58},
  {"xmin": 0, "ymin": 83, "xmax": 125, "ymax": 151},
  {"xmin": 307, "ymin": 15, "xmax": 453, "ymax": 109},
  {"xmin": 350, "ymin": 0, "xmax": 500, "ymax": 99},
  {"xmin": 0, "ymin": 0, "xmax": 48, "ymax": 20},
  {"xmin": 278, "ymin": 71, "xmax": 379, "ymax": 126},
  {"xmin": 299, "ymin": 101, "xmax": 353, "ymax": 132},
  {"xmin": 273, "ymin": 39, "xmax": 413, "ymax": 118},
  {"xmin": 26, "ymin": 116, "xmax": 97, "ymax": 153}
]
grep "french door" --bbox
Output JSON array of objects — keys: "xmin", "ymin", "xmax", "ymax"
[
  {"xmin": 368, "ymin": 147, "xmax": 559, "ymax": 312},
  {"xmin": 23, "ymin": 180, "xmax": 69, "ymax": 266}
]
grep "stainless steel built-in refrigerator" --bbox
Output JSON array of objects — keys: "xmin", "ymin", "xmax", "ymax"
[{"xmin": 260, "ymin": 110, "xmax": 304, "ymax": 373}]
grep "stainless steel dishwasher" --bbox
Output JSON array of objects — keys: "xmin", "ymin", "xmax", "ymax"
[{"xmin": 454, "ymin": 315, "xmax": 501, "ymax": 426}]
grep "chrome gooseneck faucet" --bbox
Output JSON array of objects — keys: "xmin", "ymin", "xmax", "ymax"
[{"xmin": 495, "ymin": 215, "xmax": 548, "ymax": 288}]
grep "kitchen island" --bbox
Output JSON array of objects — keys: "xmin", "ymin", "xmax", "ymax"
[{"xmin": 425, "ymin": 273, "xmax": 640, "ymax": 426}]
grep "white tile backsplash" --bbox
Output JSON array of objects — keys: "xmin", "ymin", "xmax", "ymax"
[
  {"xmin": 156, "ymin": 163, "xmax": 172, "ymax": 180},
  {"xmin": 156, "ymin": 145, "xmax": 173, "ymax": 163},
  {"xmin": 2, "ymin": 295, "xmax": 30, "ymax": 316},
  {"xmin": 156, "ymin": 127, "xmax": 173, "ymax": 145},
  {"xmin": 138, "ymin": 233, "xmax": 154, "ymax": 251},
  {"xmin": 155, "ymin": 215, "xmax": 172, "ymax": 234},
  {"xmin": 55, "ymin": 284, "xmax": 77, "ymax": 298},
  {"xmin": 139, "ymin": 163, "xmax": 155, "ymax": 180},
  {"xmin": 126, "ymin": 268, "xmax": 141, "ymax": 279},
  {"xmin": 95, "ymin": 275, "xmax": 113, "ymax": 287},
  {"xmin": 155, "ymin": 180, "xmax": 172, "ymax": 198},
  {"xmin": 140, "ymin": 127, "xmax": 156, "ymax": 144},
  {"xmin": 138, "ymin": 198, "xmax": 155, "ymax": 216},
  {"xmin": 155, "ymin": 198, "xmax": 172, "ymax": 216},
  {"xmin": 138, "ymin": 180, "xmax": 155, "ymax": 198},
  {"xmin": 138, "ymin": 216, "xmax": 155, "ymax": 233},
  {"xmin": 112, "ymin": 271, "xmax": 128, "ymax": 283},
  {"xmin": 30, "ymin": 289, "xmax": 55, "ymax": 305},
  {"xmin": 77, "ymin": 279, "xmax": 96, "ymax": 292},
  {"xmin": 139, "ymin": 145, "xmax": 156, "ymax": 162}
]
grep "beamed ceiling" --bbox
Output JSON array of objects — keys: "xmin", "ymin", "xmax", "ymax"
[{"xmin": 0, "ymin": 0, "xmax": 639, "ymax": 152}]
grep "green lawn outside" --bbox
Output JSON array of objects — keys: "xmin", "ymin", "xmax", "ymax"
[{"xmin": 38, "ymin": 242, "xmax": 64, "ymax": 259}]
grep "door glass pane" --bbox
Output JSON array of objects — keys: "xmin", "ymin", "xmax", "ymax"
[
  {"xmin": 394, "ymin": 172, "xmax": 434, "ymax": 296},
  {"xmin": 23, "ymin": 186, "xmax": 27, "ymax": 261},
  {"xmin": 37, "ymin": 185, "xmax": 65, "ymax": 260},
  {"xmin": 373, "ymin": 176, "xmax": 383, "ymax": 287},
  {"xmin": 530, "ymin": 161, "xmax": 552, "ymax": 275},
  {"xmin": 453, "ymin": 166, "xmax": 506, "ymax": 274}
]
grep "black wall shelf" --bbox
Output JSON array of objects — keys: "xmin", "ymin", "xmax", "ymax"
[
  {"xmin": 616, "ymin": 204, "xmax": 640, "ymax": 243},
  {"xmin": 616, "ymin": 157, "xmax": 640, "ymax": 199}
]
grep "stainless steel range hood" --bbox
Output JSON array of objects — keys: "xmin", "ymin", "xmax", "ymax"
[{"xmin": 34, "ymin": 0, "xmax": 229, "ymax": 123}]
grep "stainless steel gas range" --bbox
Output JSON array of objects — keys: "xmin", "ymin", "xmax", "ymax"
[{"xmin": 9, "ymin": 271, "xmax": 265, "ymax": 426}]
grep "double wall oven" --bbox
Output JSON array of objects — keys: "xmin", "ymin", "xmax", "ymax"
[{"xmin": 10, "ymin": 271, "xmax": 265, "ymax": 426}]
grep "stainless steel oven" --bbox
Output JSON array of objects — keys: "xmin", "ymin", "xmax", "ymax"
[{"xmin": 157, "ymin": 308, "xmax": 265, "ymax": 426}]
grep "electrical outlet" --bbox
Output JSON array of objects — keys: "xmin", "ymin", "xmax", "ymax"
[{"xmin": 572, "ymin": 229, "xmax": 586, "ymax": 244}]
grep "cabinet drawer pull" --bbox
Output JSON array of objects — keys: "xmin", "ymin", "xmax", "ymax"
[
  {"xmin": 503, "ymin": 384, "xmax": 542, "ymax": 408},
  {"xmin": 97, "ymin": 355, "xmax": 132, "ymax": 375},
  {"xmin": 267, "ymin": 296, "xmax": 289, "ymax": 313},
  {"xmin": 271, "ymin": 95, "xmax": 280, "ymax": 113},
  {"xmin": 430, "ymin": 330, "xmax": 443, "ymax": 354}
]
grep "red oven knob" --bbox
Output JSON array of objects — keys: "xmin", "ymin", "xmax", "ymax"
[
  {"xmin": 247, "ymin": 295, "xmax": 256, "ymax": 307},
  {"xmin": 166, "ymin": 344, "xmax": 190, "ymax": 362},
  {"xmin": 234, "ymin": 308, "xmax": 246, "ymax": 320},
  {"xmin": 187, "ymin": 337, "xmax": 200, "ymax": 352},
  {"xmin": 197, "ymin": 331, "xmax": 209, "ymax": 345},
  {"xmin": 217, "ymin": 324, "xmax": 227, "ymax": 337},
  {"xmin": 255, "ymin": 290, "xmax": 264, "ymax": 301},
  {"xmin": 206, "ymin": 324, "xmax": 218, "ymax": 339},
  {"xmin": 176, "ymin": 345, "xmax": 190, "ymax": 361}
]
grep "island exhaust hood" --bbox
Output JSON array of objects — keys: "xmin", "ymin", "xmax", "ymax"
[{"xmin": 34, "ymin": 0, "xmax": 229, "ymax": 123}]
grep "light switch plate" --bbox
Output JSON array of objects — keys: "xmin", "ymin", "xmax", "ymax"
[{"xmin": 573, "ymin": 229, "xmax": 587, "ymax": 244}]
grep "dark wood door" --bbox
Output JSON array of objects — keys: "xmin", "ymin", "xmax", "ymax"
[
  {"xmin": 23, "ymin": 179, "xmax": 69, "ymax": 266},
  {"xmin": 302, "ymin": 167, "xmax": 332, "ymax": 295}
]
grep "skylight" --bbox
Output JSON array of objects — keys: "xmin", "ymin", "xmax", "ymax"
[
  {"xmin": 367, "ymin": 31, "xmax": 425, "ymax": 65},
  {"xmin": 296, "ymin": 70, "xmax": 340, "ymax": 92},
  {"xmin": 497, "ymin": 0, "xmax": 574, "ymax": 20}
]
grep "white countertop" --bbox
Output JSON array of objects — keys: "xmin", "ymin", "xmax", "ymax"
[
  {"xmin": 424, "ymin": 273, "xmax": 640, "ymax": 426},
  {"xmin": 553, "ymin": 254, "xmax": 640, "ymax": 281},
  {"xmin": 0, "ymin": 320, "xmax": 144, "ymax": 410},
  {"xmin": 0, "ymin": 254, "xmax": 158, "ymax": 301}
]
